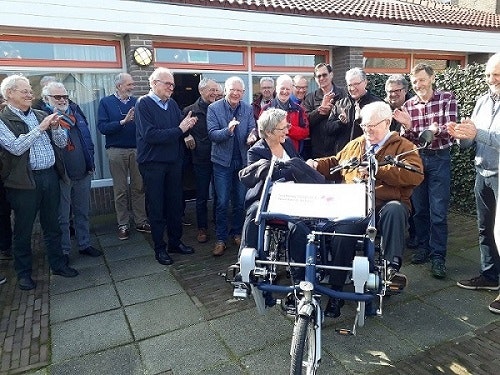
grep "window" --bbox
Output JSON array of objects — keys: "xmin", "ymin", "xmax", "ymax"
[
  {"xmin": 413, "ymin": 54, "xmax": 465, "ymax": 70},
  {"xmin": 154, "ymin": 43, "xmax": 247, "ymax": 70},
  {"xmin": 0, "ymin": 35, "xmax": 121, "ymax": 68},
  {"xmin": 363, "ymin": 52, "xmax": 410, "ymax": 73},
  {"xmin": 252, "ymin": 48, "xmax": 328, "ymax": 72}
]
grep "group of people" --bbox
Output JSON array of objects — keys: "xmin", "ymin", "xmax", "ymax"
[{"xmin": 1, "ymin": 53, "xmax": 499, "ymax": 318}]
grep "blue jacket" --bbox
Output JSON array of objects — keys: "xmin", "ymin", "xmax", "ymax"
[
  {"xmin": 97, "ymin": 94, "xmax": 138, "ymax": 149},
  {"xmin": 135, "ymin": 95, "xmax": 184, "ymax": 164},
  {"xmin": 67, "ymin": 102, "xmax": 95, "ymax": 173},
  {"xmin": 207, "ymin": 99, "xmax": 256, "ymax": 168}
]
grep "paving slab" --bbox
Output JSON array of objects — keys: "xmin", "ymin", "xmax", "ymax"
[
  {"xmin": 125, "ymin": 293, "xmax": 204, "ymax": 340},
  {"xmin": 49, "ymin": 264, "xmax": 112, "ymax": 295},
  {"xmin": 107, "ymin": 255, "xmax": 165, "ymax": 282},
  {"xmin": 138, "ymin": 322, "xmax": 228, "ymax": 375},
  {"xmin": 51, "ymin": 309, "xmax": 132, "ymax": 362},
  {"xmin": 115, "ymin": 271, "xmax": 184, "ymax": 306},
  {"xmin": 103, "ymin": 241, "xmax": 154, "ymax": 262},
  {"xmin": 50, "ymin": 284, "xmax": 120, "ymax": 323},
  {"xmin": 50, "ymin": 344, "xmax": 145, "ymax": 375}
]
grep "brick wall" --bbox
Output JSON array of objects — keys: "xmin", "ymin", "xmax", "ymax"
[
  {"xmin": 124, "ymin": 34, "xmax": 155, "ymax": 96},
  {"xmin": 331, "ymin": 47, "xmax": 364, "ymax": 87}
]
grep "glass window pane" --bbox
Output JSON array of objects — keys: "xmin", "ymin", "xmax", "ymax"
[
  {"xmin": 254, "ymin": 53, "xmax": 325, "ymax": 67},
  {"xmin": 0, "ymin": 41, "xmax": 117, "ymax": 61},
  {"xmin": 364, "ymin": 57, "xmax": 407, "ymax": 70},
  {"xmin": 413, "ymin": 58, "xmax": 461, "ymax": 71},
  {"xmin": 156, "ymin": 48, "xmax": 243, "ymax": 65}
]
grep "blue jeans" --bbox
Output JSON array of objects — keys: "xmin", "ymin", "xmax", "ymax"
[
  {"xmin": 193, "ymin": 163, "xmax": 213, "ymax": 230},
  {"xmin": 139, "ymin": 161, "xmax": 183, "ymax": 253},
  {"xmin": 59, "ymin": 174, "xmax": 92, "ymax": 255},
  {"xmin": 411, "ymin": 151, "xmax": 451, "ymax": 260},
  {"xmin": 213, "ymin": 160, "xmax": 246, "ymax": 242},
  {"xmin": 475, "ymin": 173, "xmax": 500, "ymax": 282}
]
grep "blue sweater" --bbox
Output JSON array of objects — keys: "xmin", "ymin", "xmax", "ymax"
[
  {"xmin": 97, "ymin": 94, "xmax": 138, "ymax": 148},
  {"xmin": 135, "ymin": 95, "xmax": 184, "ymax": 164}
]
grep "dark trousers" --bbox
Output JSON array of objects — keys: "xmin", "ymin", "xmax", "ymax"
[
  {"xmin": 6, "ymin": 168, "xmax": 65, "ymax": 278},
  {"xmin": 475, "ymin": 173, "xmax": 500, "ymax": 281},
  {"xmin": 139, "ymin": 160, "xmax": 183, "ymax": 253},
  {"xmin": 0, "ymin": 178, "xmax": 12, "ymax": 252}
]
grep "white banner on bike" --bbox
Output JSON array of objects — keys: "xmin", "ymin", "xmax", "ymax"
[{"xmin": 267, "ymin": 182, "xmax": 366, "ymax": 220}]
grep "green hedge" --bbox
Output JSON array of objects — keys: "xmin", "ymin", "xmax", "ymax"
[{"xmin": 368, "ymin": 64, "xmax": 489, "ymax": 214}]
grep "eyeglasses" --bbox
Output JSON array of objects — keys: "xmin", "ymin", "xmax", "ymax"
[
  {"xmin": 48, "ymin": 94, "xmax": 69, "ymax": 100},
  {"xmin": 261, "ymin": 86, "xmax": 274, "ymax": 90},
  {"xmin": 347, "ymin": 81, "xmax": 364, "ymax": 89},
  {"xmin": 275, "ymin": 123, "xmax": 291, "ymax": 132},
  {"xmin": 155, "ymin": 80, "xmax": 175, "ymax": 89},
  {"xmin": 293, "ymin": 85, "xmax": 308, "ymax": 91},
  {"xmin": 386, "ymin": 88, "xmax": 404, "ymax": 95},
  {"xmin": 360, "ymin": 119, "xmax": 387, "ymax": 129},
  {"xmin": 315, "ymin": 73, "xmax": 329, "ymax": 79},
  {"xmin": 12, "ymin": 89, "xmax": 34, "ymax": 96}
]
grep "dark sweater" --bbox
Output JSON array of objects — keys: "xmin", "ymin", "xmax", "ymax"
[
  {"xmin": 97, "ymin": 95, "xmax": 138, "ymax": 149},
  {"xmin": 135, "ymin": 96, "xmax": 184, "ymax": 164}
]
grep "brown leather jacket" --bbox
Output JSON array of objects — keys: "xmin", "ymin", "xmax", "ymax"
[{"xmin": 315, "ymin": 132, "xmax": 424, "ymax": 210}]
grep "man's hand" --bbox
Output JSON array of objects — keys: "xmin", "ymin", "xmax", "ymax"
[
  {"xmin": 318, "ymin": 91, "xmax": 334, "ymax": 115},
  {"xmin": 228, "ymin": 117, "xmax": 239, "ymax": 133},
  {"xmin": 306, "ymin": 159, "xmax": 318, "ymax": 169},
  {"xmin": 392, "ymin": 109, "xmax": 411, "ymax": 129},
  {"xmin": 447, "ymin": 118, "xmax": 477, "ymax": 140},
  {"xmin": 184, "ymin": 134, "xmax": 196, "ymax": 150},
  {"xmin": 179, "ymin": 111, "xmax": 197, "ymax": 133},
  {"xmin": 39, "ymin": 113, "xmax": 61, "ymax": 131},
  {"xmin": 120, "ymin": 108, "xmax": 134, "ymax": 126}
]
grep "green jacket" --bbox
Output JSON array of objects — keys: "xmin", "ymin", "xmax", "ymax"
[{"xmin": 0, "ymin": 107, "xmax": 68, "ymax": 189}]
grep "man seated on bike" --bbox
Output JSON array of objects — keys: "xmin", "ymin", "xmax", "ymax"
[
  {"xmin": 307, "ymin": 101, "xmax": 424, "ymax": 318},
  {"xmin": 239, "ymin": 108, "xmax": 324, "ymax": 278}
]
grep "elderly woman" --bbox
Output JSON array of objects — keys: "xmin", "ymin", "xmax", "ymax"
[
  {"xmin": 260, "ymin": 75, "xmax": 309, "ymax": 155},
  {"xmin": 238, "ymin": 108, "xmax": 318, "ymax": 280}
]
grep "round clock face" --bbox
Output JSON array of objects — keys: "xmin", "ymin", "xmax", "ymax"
[{"xmin": 134, "ymin": 47, "xmax": 153, "ymax": 66}]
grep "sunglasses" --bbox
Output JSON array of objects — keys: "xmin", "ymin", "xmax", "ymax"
[{"xmin": 48, "ymin": 94, "xmax": 69, "ymax": 100}]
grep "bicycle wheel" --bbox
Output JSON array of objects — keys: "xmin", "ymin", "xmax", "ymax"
[{"xmin": 290, "ymin": 314, "xmax": 317, "ymax": 375}]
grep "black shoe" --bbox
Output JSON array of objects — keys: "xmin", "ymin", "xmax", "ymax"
[
  {"xmin": 53, "ymin": 265, "xmax": 79, "ymax": 278},
  {"xmin": 18, "ymin": 276, "xmax": 36, "ymax": 290},
  {"xmin": 168, "ymin": 242, "xmax": 194, "ymax": 255},
  {"xmin": 324, "ymin": 298, "xmax": 344, "ymax": 318},
  {"xmin": 431, "ymin": 258, "xmax": 446, "ymax": 279},
  {"xmin": 155, "ymin": 251, "xmax": 173, "ymax": 265},
  {"xmin": 63, "ymin": 254, "xmax": 70, "ymax": 266},
  {"xmin": 411, "ymin": 248, "xmax": 430, "ymax": 264},
  {"xmin": 79, "ymin": 246, "xmax": 103, "ymax": 257},
  {"xmin": 0, "ymin": 249, "xmax": 13, "ymax": 261}
]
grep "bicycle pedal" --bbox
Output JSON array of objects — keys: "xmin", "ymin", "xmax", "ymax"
[{"xmin": 232, "ymin": 282, "xmax": 250, "ymax": 299}]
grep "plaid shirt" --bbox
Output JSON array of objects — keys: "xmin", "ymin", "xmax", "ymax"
[
  {"xmin": 0, "ymin": 105, "xmax": 67, "ymax": 170},
  {"xmin": 402, "ymin": 91, "xmax": 457, "ymax": 150}
]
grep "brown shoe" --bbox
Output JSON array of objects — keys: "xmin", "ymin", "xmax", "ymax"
[
  {"xmin": 233, "ymin": 235, "xmax": 242, "ymax": 247},
  {"xmin": 213, "ymin": 241, "xmax": 226, "ymax": 256},
  {"xmin": 118, "ymin": 226, "xmax": 129, "ymax": 240},
  {"xmin": 197, "ymin": 228, "xmax": 208, "ymax": 243}
]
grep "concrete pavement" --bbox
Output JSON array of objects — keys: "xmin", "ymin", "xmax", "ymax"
[{"xmin": 1, "ymin": 207, "xmax": 499, "ymax": 374}]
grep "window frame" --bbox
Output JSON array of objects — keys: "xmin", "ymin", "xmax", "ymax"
[
  {"xmin": 251, "ymin": 47, "xmax": 329, "ymax": 72},
  {"xmin": 153, "ymin": 42, "xmax": 248, "ymax": 71},
  {"xmin": 0, "ymin": 35, "xmax": 122, "ymax": 68}
]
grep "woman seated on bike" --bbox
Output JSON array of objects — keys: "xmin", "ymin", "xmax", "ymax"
[
  {"xmin": 307, "ymin": 101, "xmax": 424, "ymax": 318},
  {"xmin": 239, "ymin": 108, "xmax": 323, "ymax": 277}
]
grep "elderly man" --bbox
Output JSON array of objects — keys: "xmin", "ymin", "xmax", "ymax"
[
  {"xmin": 182, "ymin": 78, "xmax": 219, "ymax": 243},
  {"xmin": 251, "ymin": 77, "xmax": 275, "ymax": 121},
  {"xmin": 0, "ymin": 75, "xmax": 78, "ymax": 290},
  {"xmin": 291, "ymin": 75, "xmax": 309, "ymax": 105},
  {"xmin": 385, "ymin": 74, "xmax": 411, "ymax": 133},
  {"xmin": 43, "ymin": 81, "xmax": 101, "ymax": 263},
  {"xmin": 327, "ymin": 67, "xmax": 382, "ymax": 157},
  {"xmin": 309, "ymin": 101, "xmax": 424, "ymax": 317},
  {"xmin": 98, "ymin": 73, "xmax": 149, "ymax": 240},
  {"xmin": 394, "ymin": 63, "xmax": 458, "ymax": 278},
  {"xmin": 135, "ymin": 67, "xmax": 197, "ymax": 266},
  {"xmin": 303, "ymin": 63, "xmax": 346, "ymax": 158},
  {"xmin": 207, "ymin": 76, "xmax": 256, "ymax": 256},
  {"xmin": 448, "ymin": 52, "xmax": 500, "ymax": 314}
]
